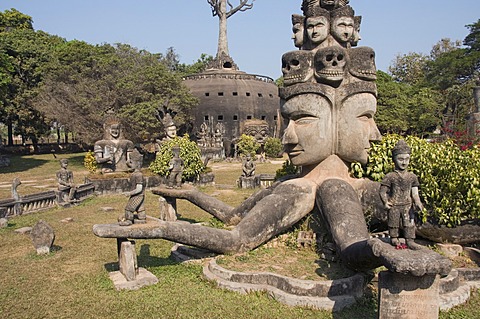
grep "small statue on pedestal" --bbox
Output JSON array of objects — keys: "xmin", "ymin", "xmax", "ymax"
[
  {"xmin": 242, "ymin": 154, "xmax": 256, "ymax": 177},
  {"xmin": 379, "ymin": 140, "xmax": 424, "ymax": 250},
  {"xmin": 56, "ymin": 159, "xmax": 77, "ymax": 203},
  {"xmin": 119, "ymin": 149, "xmax": 146, "ymax": 226},
  {"xmin": 167, "ymin": 146, "xmax": 184, "ymax": 188}
]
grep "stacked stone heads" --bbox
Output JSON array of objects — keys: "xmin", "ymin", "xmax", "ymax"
[{"xmin": 281, "ymin": 0, "xmax": 378, "ymax": 164}]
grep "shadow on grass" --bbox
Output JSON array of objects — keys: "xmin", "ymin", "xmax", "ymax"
[
  {"xmin": 66, "ymin": 155, "xmax": 87, "ymax": 168},
  {"xmin": 1, "ymin": 156, "xmax": 50, "ymax": 174},
  {"xmin": 103, "ymin": 243, "xmax": 181, "ymax": 272}
]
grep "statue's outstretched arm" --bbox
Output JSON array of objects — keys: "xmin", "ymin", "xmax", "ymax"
[
  {"xmin": 152, "ymin": 182, "xmax": 284, "ymax": 225},
  {"xmin": 94, "ymin": 180, "xmax": 316, "ymax": 254}
]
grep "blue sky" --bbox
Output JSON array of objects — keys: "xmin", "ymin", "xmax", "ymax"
[{"xmin": 0, "ymin": 0, "xmax": 479, "ymax": 79}]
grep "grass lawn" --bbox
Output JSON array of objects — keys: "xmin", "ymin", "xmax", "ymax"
[{"xmin": 0, "ymin": 153, "xmax": 479, "ymax": 318}]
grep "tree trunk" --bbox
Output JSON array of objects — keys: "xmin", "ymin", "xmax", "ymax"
[
  {"xmin": 217, "ymin": 0, "xmax": 229, "ymax": 56},
  {"xmin": 7, "ymin": 121, "xmax": 13, "ymax": 146}
]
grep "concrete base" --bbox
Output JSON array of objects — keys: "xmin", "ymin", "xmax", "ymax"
[
  {"xmin": 109, "ymin": 267, "xmax": 158, "ymax": 290},
  {"xmin": 378, "ymin": 271, "xmax": 439, "ymax": 319}
]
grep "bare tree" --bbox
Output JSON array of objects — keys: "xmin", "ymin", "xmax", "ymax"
[{"xmin": 207, "ymin": 0, "xmax": 254, "ymax": 58}]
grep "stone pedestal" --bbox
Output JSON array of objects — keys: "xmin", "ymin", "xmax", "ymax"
[
  {"xmin": 238, "ymin": 176, "xmax": 256, "ymax": 189},
  {"xmin": 109, "ymin": 239, "xmax": 158, "ymax": 290},
  {"xmin": 378, "ymin": 271, "xmax": 440, "ymax": 319},
  {"xmin": 158, "ymin": 196, "xmax": 177, "ymax": 221}
]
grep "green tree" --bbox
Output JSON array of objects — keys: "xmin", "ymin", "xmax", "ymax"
[
  {"xmin": 0, "ymin": 12, "xmax": 64, "ymax": 147},
  {"xmin": 35, "ymin": 42, "xmax": 198, "ymax": 144}
]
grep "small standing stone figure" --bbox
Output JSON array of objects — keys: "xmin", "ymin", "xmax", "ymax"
[
  {"xmin": 168, "ymin": 146, "xmax": 184, "ymax": 188},
  {"xmin": 379, "ymin": 140, "xmax": 424, "ymax": 250},
  {"xmin": 56, "ymin": 159, "xmax": 77, "ymax": 203},
  {"xmin": 119, "ymin": 149, "xmax": 146, "ymax": 226},
  {"xmin": 242, "ymin": 154, "xmax": 256, "ymax": 177}
]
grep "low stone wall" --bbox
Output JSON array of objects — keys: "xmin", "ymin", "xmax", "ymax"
[
  {"xmin": 0, "ymin": 183, "xmax": 95, "ymax": 217},
  {"xmin": 87, "ymin": 175, "xmax": 164, "ymax": 195}
]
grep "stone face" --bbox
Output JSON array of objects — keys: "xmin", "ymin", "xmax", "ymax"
[
  {"xmin": 30, "ymin": 220, "xmax": 55, "ymax": 254},
  {"xmin": 378, "ymin": 271, "xmax": 440, "ymax": 319}
]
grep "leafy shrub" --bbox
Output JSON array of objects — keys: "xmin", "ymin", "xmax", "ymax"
[
  {"xmin": 351, "ymin": 134, "xmax": 480, "ymax": 227},
  {"xmin": 149, "ymin": 135, "xmax": 204, "ymax": 181},
  {"xmin": 275, "ymin": 160, "xmax": 299, "ymax": 180},
  {"xmin": 237, "ymin": 134, "xmax": 260, "ymax": 157},
  {"xmin": 83, "ymin": 151, "xmax": 97, "ymax": 174},
  {"xmin": 264, "ymin": 137, "xmax": 283, "ymax": 158}
]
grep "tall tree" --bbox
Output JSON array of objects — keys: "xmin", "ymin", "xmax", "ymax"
[{"xmin": 207, "ymin": 0, "xmax": 254, "ymax": 58}]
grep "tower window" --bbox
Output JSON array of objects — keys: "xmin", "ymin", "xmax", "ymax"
[
  {"xmin": 204, "ymin": 115, "xmax": 209, "ymax": 121},
  {"xmin": 218, "ymin": 92, "xmax": 224, "ymax": 96},
  {"xmin": 247, "ymin": 115, "xmax": 252, "ymax": 120},
  {"xmin": 258, "ymin": 93, "xmax": 263, "ymax": 97},
  {"xmin": 233, "ymin": 92, "xmax": 238, "ymax": 96},
  {"xmin": 218, "ymin": 115, "xmax": 224, "ymax": 121},
  {"xmin": 246, "ymin": 92, "xmax": 251, "ymax": 96},
  {"xmin": 233, "ymin": 115, "xmax": 238, "ymax": 121},
  {"xmin": 269, "ymin": 94, "xmax": 273, "ymax": 98},
  {"xmin": 261, "ymin": 116, "xmax": 266, "ymax": 120},
  {"xmin": 205, "ymin": 92, "xmax": 210, "ymax": 97}
]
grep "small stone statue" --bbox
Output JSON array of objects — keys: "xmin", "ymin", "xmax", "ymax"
[
  {"xmin": 168, "ymin": 146, "xmax": 184, "ymax": 188},
  {"xmin": 379, "ymin": 140, "xmax": 424, "ymax": 250},
  {"xmin": 242, "ymin": 154, "xmax": 255, "ymax": 177},
  {"xmin": 119, "ymin": 149, "xmax": 146, "ymax": 226},
  {"xmin": 56, "ymin": 159, "xmax": 77, "ymax": 203}
]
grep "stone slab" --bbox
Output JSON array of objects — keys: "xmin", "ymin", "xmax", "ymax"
[
  {"xmin": 378, "ymin": 271, "xmax": 439, "ymax": 319},
  {"xmin": 109, "ymin": 267, "xmax": 158, "ymax": 290}
]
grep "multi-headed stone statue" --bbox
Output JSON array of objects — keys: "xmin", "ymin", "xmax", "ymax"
[{"xmin": 94, "ymin": 0, "xmax": 451, "ymax": 277}]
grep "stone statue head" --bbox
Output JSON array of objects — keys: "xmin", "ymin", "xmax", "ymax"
[
  {"xmin": 281, "ymin": 92, "xmax": 334, "ymax": 168},
  {"xmin": 305, "ymin": 8, "xmax": 330, "ymax": 47},
  {"xmin": 282, "ymin": 50, "xmax": 315, "ymax": 86},
  {"xmin": 336, "ymin": 92, "xmax": 381, "ymax": 164},
  {"xmin": 242, "ymin": 119, "xmax": 270, "ymax": 145},
  {"xmin": 351, "ymin": 16, "xmax": 362, "ymax": 46},
  {"xmin": 314, "ymin": 46, "xmax": 348, "ymax": 87},
  {"xmin": 348, "ymin": 47, "xmax": 377, "ymax": 81},
  {"xmin": 392, "ymin": 140, "xmax": 411, "ymax": 171},
  {"xmin": 59, "ymin": 158, "xmax": 68, "ymax": 168},
  {"xmin": 291, "ymin": 14, "xmax": 305, "ymax": 49},
  {"xmin": 330, "ymin": 6, "xmax": 355, "ymax": 45}
]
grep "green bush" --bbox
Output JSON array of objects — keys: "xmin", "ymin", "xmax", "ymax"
[
  {"xmin": 351, "ymin": 134, "xmax": 480, "ymax": 227},
  {"xmin": 264, "ymin": 137, "xmax": 283, "ymax": 158},
  {"xmin": 237, "ymin": 134, "xmax": 260, "ymax": 157},
  {"xmin": 275, "ymin": 160, "xmax": 299, "ymax": 180},
  {"xmin": 83, "ymin": 150, "xmax": 97, "ymax": 174},
  {"xmin": 149, "ymin": 135, "xmax": 204, "ymax": 181}
]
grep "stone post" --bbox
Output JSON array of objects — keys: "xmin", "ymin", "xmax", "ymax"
[
  {"xmin": 119, "ymin": 240, "xmax": 138, "ymax": 281},
  {"xmin": 378, "ymin": 271, "xmax": 440, "ymax": 319},
  {"xmin": 158, "ymin": 196, "xmax": 177, "ymax": 221}
]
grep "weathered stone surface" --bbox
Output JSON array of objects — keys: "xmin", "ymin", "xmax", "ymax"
[
  {"xmin": 0, "ymin": 217, "xmax": 8, "ymax": 228},
  {"xmin": 369, "ymin": 238, "xmax": 452, "ymax": 277},
  {"xmin": 30, "ymin": 220, "xmax": 55, "ymax": 254},
  {"xmin": 435, "ymin": 243, "xmax": 463, "ymax": 258},
  {"xmin": 378, "ymin": 271, "xmax": 440, "ymax": 319},
  {"xmin": 203, "ymin": 259, "xmax": 366, "ymax": 312},
  {"xmin": 158, "ymin": 196, "xmax": 177, "ymax": 221},
  {"xmin": 416, "ymin": 221, "xmax": 480, "ymax": 245},
  {"xmin": 60, "ymin": 217, "xmax": 74, "ymax": 223},
  {"xmin": 119, "ymin": 240, "xmax": 137, "ymax": 281},
  {"xmin": 463, "ymin": 247, "xmax": 480, "ymax": 265},
  {"xmin": 14, "ymin": 226, "xmax": 32, "ymax": 234}
]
